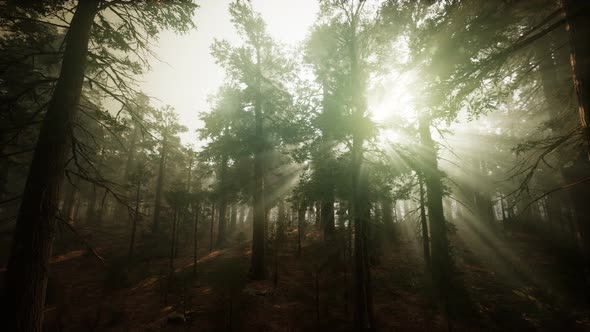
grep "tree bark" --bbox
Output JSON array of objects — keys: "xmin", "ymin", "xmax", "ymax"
[
  {"xmin": 250, "ymin": 43, "xmax": 266, "ymax": 280},
  {"xmin": 562, "ymin": 0, "xmax": 590, "ymax": 155},
  {"xmin": 209, "ymin": 201, "xmax": 215, "ymax": 253},
  {"xmin": 297, "ymin": 201, "xmax": 306, "ymax": 256},
  {"xmin": 85, "ymin": 185, "xmax": 99, "ymax": 225},
  {"xmin": 117, "ymin": 111, "xmax": 142, "ymax": 221},
  {"xmin": 152, "ymin": 135, "xmax": 168, "ymax": 233},
  {"xmin": 230, "ymin": 204, "xmax": 237, "ymax": 231},
  {"xmin": 193, "ymin": 201, "xmax": 200, "ymax": 277},
  {"xmin": 321, "ymin": 197, "xmax": 335, "ymax": 240},
  {"xmin": 128, "ymin": 180, "xmax": 141, "ymax": 260},
  {"xmin": 217, "ymin": 156, "xmax": 228, "ymax": 247},
  {"xmin": 2, "ymin": 1, "xmax": 99, "ymax": 331},
  {"xmin": 169, "ymin": 208, "xmax": 179, "ymax": 277},
  {"xmin": 381, "ymin": 199, "xmax": 394, "ymax": 237},
  {"xmin": 420, "ymin": 116, "xmax": 452, "ymax": 325},
  {"xmin": 419, "ymin": 176, "xmax": 431, "ymax": 269},
  {"xmin": 562, "ymin": 0, "xmax": 590, "ymax": 299},
  {"xmin": 349, "ymin": 16, "xmax": 375, "ymax": 332}
]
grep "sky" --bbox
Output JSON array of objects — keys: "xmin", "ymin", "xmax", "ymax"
[{"xmin": 139, "ymin": 0, "xmax": 320, "ymax": 145}]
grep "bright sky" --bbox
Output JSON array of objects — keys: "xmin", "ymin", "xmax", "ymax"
[{"xmin": 139, "ymin": 0, "xmax": 320, "ymax": 145}]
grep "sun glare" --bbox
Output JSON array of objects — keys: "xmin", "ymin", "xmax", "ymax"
[{"xmin": 369, "ymin": 70, "xmax": 420, "ymax": 143}]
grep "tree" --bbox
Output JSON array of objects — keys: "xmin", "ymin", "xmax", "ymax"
[
  {"xmin": 2, "ymin": 3, "xmax": 100, "ymax": 330},
  {"xmin": 211, "ymin": 1, "xmax": 294, "ymax": 280},
  {"xmin": 128, "ymin": 162, "xmax": 150, "ymax": 260},
  {"xmin": 1, "ymin": 1, "xmax": 197, "ymax": 329},
  {"xmin": 150, "ymin": 105, "xmax": 187, "ymax": 233},
  {"xmin": 561, "ymin": 0, "xmax": 590, "ymax": 294}
]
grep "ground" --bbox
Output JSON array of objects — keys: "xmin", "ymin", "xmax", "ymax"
[{"xmin": 37, "ymin": 220, "xmax": 590, "ymax": 332}]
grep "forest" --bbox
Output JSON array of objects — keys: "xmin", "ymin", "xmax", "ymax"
[{"xmin": 1, "ymin": 0, "xmax": 590, "ymax": 331}]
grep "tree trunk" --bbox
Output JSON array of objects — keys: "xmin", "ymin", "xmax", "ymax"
[
  {"xmin": 420, "ymin": 116, "xmax": 452, "ymax": 325},
  {"xmin": 381, "ymin": 199, "xmax": 394, "ymax": 238},
  {"xmin": 562, "ymin": 0, "xmax": 590, "ymax": 299},
  {"xmin": 297, "ymin": 201, "xmax": 306, "ymax": 256},
  {"xmin": 62, "ymin": 179, "xmax": 78, "ymax": 223},
  {"xmin": 193, "ymin": 201, "xmax": 200, "ymax": 278},
  {"xmin": 85, "ymin": 185, "xmax": 99, "ymax": 225},
  {"xmin": 278, "ymin": 200, "xmax": 286, "ymax": 227},
  {"xmin": 217, "ymin": 156, "xmax": 228, "ymax": 247},
  {"xmin": 562, "ymin": 0, "xmax": 590, "ymax": 155},
  {"xmin": 349, "ymin": 20, "xmax": 375, "ymax": 331},
  {"xmin": 128, "ymin": 180, "xmax": 141, "ymax": 260},
  {"xmin": 250, "ymin": 44, "xmax": 266, "ymax": 280},
  {"xmin": 419, "ymin": 176, "xmax": 431, "ymax": 269},
  {"xmin": 246, "ymin": 206, "xmax": 253, "ymax": 225},
  {"xmin": 238, "ymin": 205, "xmax": 245, "ymax": 225},
  {"xmin": 169, "ymin": 208, "xmax": 179, "ymax": 277},
  {"xmin": 66, "ymin": 183, "xmax": 80, "ymax": 225},
  {"xmin": 152, "ymin": 136, "xmax": 168, "ymax": 233},
  {"xmin": 2, "ymin": 1, "xmax": 99, "ymax": 331},
  {"xmin": 117, "ymin": 114, "xmax": 142, "ymax": 221},
  {"xmin": 321, "ymin": 197, "xmax": 335, "ymax": 240},
  {"xmin": 217, "ymin": 198, "xmax": 227, "ymax": 248},
  {"xmin": 209, "ymin": 201, "xmax": 215, "ymax": 253},
  {"xmin": 230, "ymin": 204, "xmax": 237, "ymax": 231},
  {"xmin": 352, "ymin": 138, "xmax": 374, "ymax": 332}
]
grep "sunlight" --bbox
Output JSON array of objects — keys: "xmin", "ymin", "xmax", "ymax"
[
  {"xmin": 140, "ymin": 0, "xmax": 320, "ymax": 146},
  {"xmin": 368, "ymin": 69, "xmax": 420, "ymax": 143},
  {"xmin": 4, "ymin": 1, "xmax": 586, "ymax": 330}
]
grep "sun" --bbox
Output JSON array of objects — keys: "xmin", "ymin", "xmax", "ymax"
[{"xmin": 368, "ymin": 69, "xmax": 420, "ymax": 143}]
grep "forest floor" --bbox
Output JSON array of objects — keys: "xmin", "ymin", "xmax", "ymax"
[{"xmin": 37, "ymin": 220, "xmax": 590, "ymax": 332}]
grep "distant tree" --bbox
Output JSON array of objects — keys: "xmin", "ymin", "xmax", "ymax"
[
  {"xmin": 211, "ymin": 1, "xmax": 294, "ymax": 280},
  {"xmin": 150, "ymin": 105, "xmax": 187, "ymax": 233},
  {"xmin": 128, "ymin": 162, "xmax": 151, "ymax": 260}
]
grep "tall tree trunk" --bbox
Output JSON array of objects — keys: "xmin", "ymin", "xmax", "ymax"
[
  {"xmin": 381, "ymin": 199, "xmax": 394, "ymax": 237},
  {"xmin": 250, "ymin": 44, "xmax": 266, "ymax": 280},
  {"xmin": 128, "ymin": 181, "xmax": 141, "ymax": 260},
  {"xmin": 2, "ymin": 2, "xmax": 99, "ymax": 331},
  {"xmin": 186, "ymin": 154, "xmax": 193, "ymax": 193},
  {"xmin": 85, "ymin": 185, "xmax": 98, "ymax": 225},
  {"xmin": 297, "ymin": 201, "xmax": 306, "ymax": 256},
  {"xmin": 217, "ymin": 156, "xmax": 228, "ymax": 247},
  {"xmin": 246, "ymin": 206, "xmax": 253, "ymax": 225},
  {"xmin": 209, "ymin": 201, "xmax": 215, "ymax": 253},
  {"xmin": 217, "ymin": 199, "xmax": 227, "ymax": 248},
  {"xmin": 321, "ymin": 197, "xmax": 335, "ymax": 240},
  {"xmin": 419, "ymin": 176, "xmax": 431, "ymax": 269},
  {"xmin": 152, "ymin": 136, "xmax": 168, "ymax": 233},
  {"xmin": 65, "ymin": 183, "xmax": 80, "ymax": 225},
  {"xmin": 169, "ymin": 208, "xmax": 179, "ymax": 277},
  {"xmin": 349, "ymin": 19, "xmax": 375, "ymax": 332},
  {"xmin": 561, "ymin": 0, "xmax": 590, "ymax": 298},
  {"xmin": 315, "ymin": 202, "xmax": 321, "ymax": 227},
  {"xmin": 319, "ymin": 80, "xmax": 336, "ymax": 241},
  {"xmin": 229, "ymin": 205, "xmax": 237, "ymax": 232},
  {"xmin": 236, "ymin": 206, "xmax": 243, "ymax": 226},
  {"xmin": 117, "ymin": 114, "xmax": 142, "ymax": 221},
  {"xmin": 352, "ymin": 140, "xmax": 374, "ymax": 332},
  {"xmin": 61, "ymin": 177, "xmax": 80, "ymax": 224},
  {"xmin": 278, "ymin": 200, "xmax": 286, "ymax": 226},
  {"xmin": 562, "ymin": 0, "xmax": 590, "ymax": 155},
  {"xmin": 193, "ymin": 201, "xmax": 200, "ymax": 277},
  {"xmin": 420, "ymin": 116, "xmax": 452, "ymax": 326}
]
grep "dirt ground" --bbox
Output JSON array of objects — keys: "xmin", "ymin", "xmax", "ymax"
[{"xmin": 37, "ymin": 220, "xmax": 590, "ymax": 332}]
